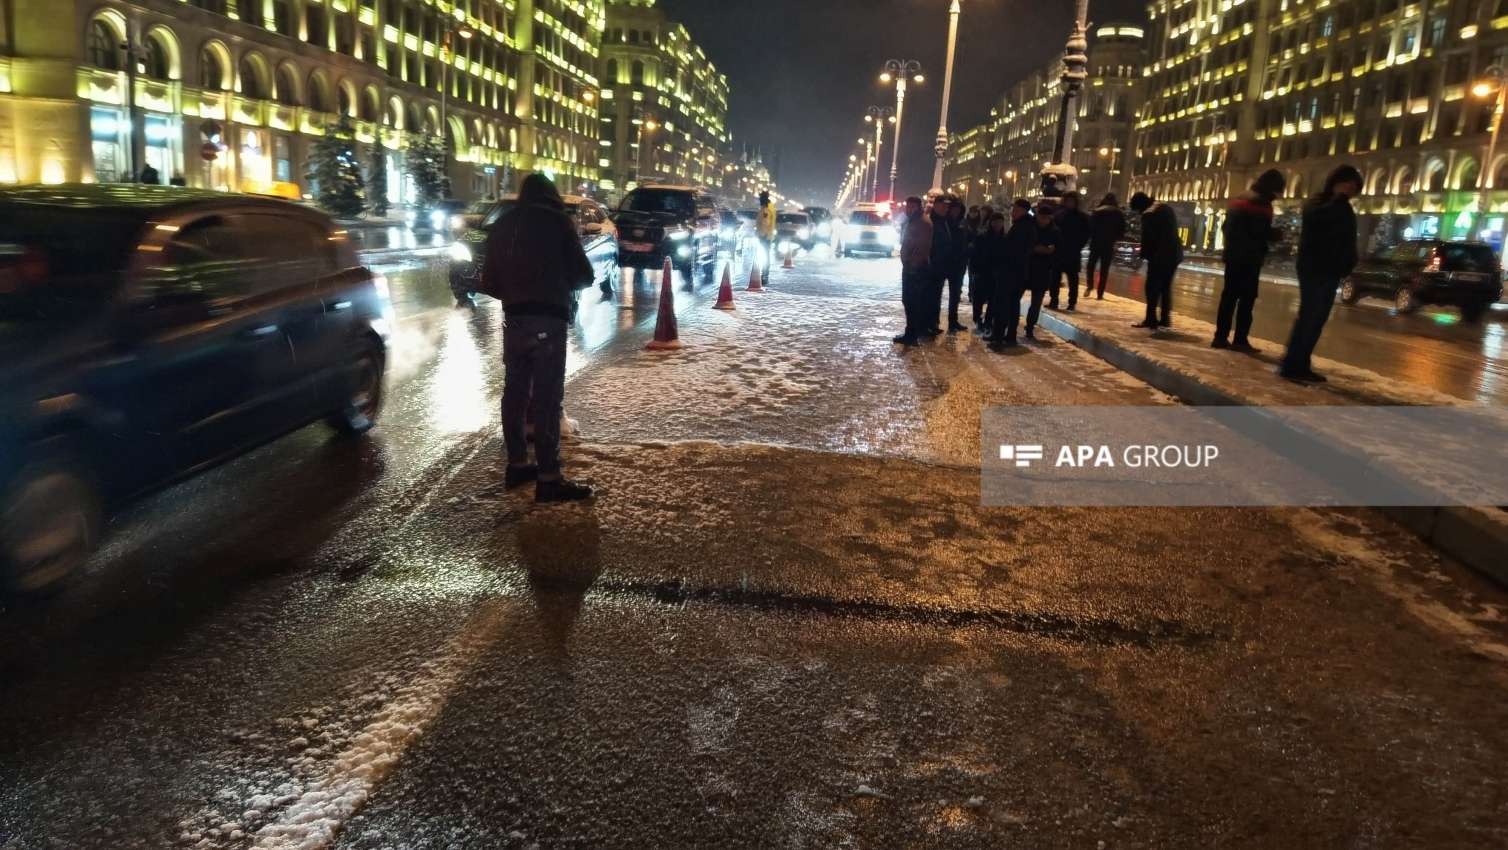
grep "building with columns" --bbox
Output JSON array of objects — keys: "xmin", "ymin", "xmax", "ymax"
[
  {"xmin": 0, "ymin": 0, "xmax": 604, "ymax": 205},
  {"xmin": 942, "ymin": 24, "xmax": 1145, "ymax": 207},
  {"xmin": 597, "ymin": 0, "xmax": 729, "ymax": 198},
  {"xmin": 1133, "ymin": 0, "xmax": 1508, "ymax": 255}
]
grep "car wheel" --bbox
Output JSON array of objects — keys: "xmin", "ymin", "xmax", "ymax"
[
  {"xmin": 1393, "ymin": 286, "xmax": 1419, "ymax": 314},
  {"xmin": 1339, "ymin": 278, "xmax": 1360, "ymax": 304},
  {"xmin": 1462, "ymin": 300, "xmax": 1490, "ymax": 322},
  {"xmin": 1, "ymin": 459, "xmax": 100, "ymax": 595},
  {"xmin": 330, "ymin": 339, "xmax": 386, "ymax": 435}
]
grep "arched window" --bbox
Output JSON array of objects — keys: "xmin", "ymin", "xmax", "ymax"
[
  {"xmin": 337, "ymin": 82, "xmax": 354, "ymax": 117},
  {"xmin": 1425, "ymin": 161, "xmax": 1447, "ymax": 192},
  {"xmin": 276, "ymin": 65, "xmax": 301, "ymax": 106},
  {"xmin": 605, "ymin": 58, "xmax": 618, "ymax": 83},
  {"xmin": 360, "ymin": 87, "xmax": 379, "ymax": 121},
  {"xmin": 307, "ymin": 72, "xmax": 332, "ymax": 112},
  {"xmin": 87, "ymin": 19, "xmax": 121, "ymax": 70},
  {"xmin": 199, "ymin": 44, "xmax": 226, "ymax": 89},
  {"xmin": 239, "ymin": 54, "xmax": 268, "ymax": 99},
  {"xmin": 631, "ymin": 60, "xmax": 645, "ymax": 84},
  {"xmin": 143, "ymin": 31, "xmax": 174, "ymax": 80}
]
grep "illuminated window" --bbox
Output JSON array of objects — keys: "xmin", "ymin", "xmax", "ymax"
[{"xmin": 87, "ymin": 20, "xmax": 121, "ymax": 70}]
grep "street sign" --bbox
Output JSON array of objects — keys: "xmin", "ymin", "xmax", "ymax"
[{"xmin": 200, "ymin": 142, "xmax": 219, "ymax": 162}]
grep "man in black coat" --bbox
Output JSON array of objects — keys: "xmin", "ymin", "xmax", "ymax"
[
  {"xmin": 1129, "ymin": 192, "xmax": 1182, "ymax": 329},
  {"xmin": 944, "ymin": 199, "xmax": 971, "ymax": 332},
  {"xmin": 482, "ymin": 173, "xmax": 595, "ymax": 502},
  {"xmin": 1085, "ymin": 194, "xmax": 1126, "ymax": 300},
  {"xmin": 924, "ymin": 195, "xmax": 955, "ymax": 335},
  {"xmin": 987, "ymin": 199, "xmax": 1036, "ymax": 348},
  {"xmin": 1050, "ymin": 192, "xmax": 1090, "ymax": 311},
  {"xmin": 1281, "ymin": 165, "xmax": 1362, "ymax": 383},
  {"xmin": 1213, "ymin": 169, "xmax": 1286, "ymax": 352}
]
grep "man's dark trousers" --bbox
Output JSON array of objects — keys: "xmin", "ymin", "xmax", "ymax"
[
  {"xmin": 1282, "ymin": 274, "xmax": 1339, "ymax": 375},
  {"xmin": 1215, "ymin": 263, "xmax": 1261, "ymax": 343},
  {"xmin": 926, "ymin": 270, "xmax": 947, "ymax": 330},
  {"xmin": 1084, "ymin": 246, "xmax": 1112, "ymax": 297},
  {"xmin": 988, "ymin": 280, "xmax": 1025, "ymax": 343},
  {"xmin": 503, "ymin": 314, "xmax": 568, "ymax": 480},
  {"xmin": 901, "ymin": 268, "xmax": 928, "ymax": 338},
  {"xmin": 946, "ymin": 266, "xmax": 966, "ymax": 326},
  {"xmin": 1143, "ymin": 261, "xmax": 1177, "ymax": 325},
  {"xmin": 1052, "ymin": 261, "xmax": 1081, "ymax": 310}
]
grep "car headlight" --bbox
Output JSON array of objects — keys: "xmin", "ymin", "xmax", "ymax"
[
  {"xmin": 669, "ymin": 228, "xmax": 691, "ymax": 241},
  {"xmin": 449, "ymin": 214, "xmax": 466, "ymax": 230},
  {"xmin": 404, "ymin": 210, "xmax": 418, "ymax": 226},
  {"xmin": 817, "ymin": 222, "xmax": 832, "ymax": 237},
  {"xmin": 878, "ymin": 228, "xmax": 897, "ymax": 245},
  {"xmin": 447, "ymin": 241, "xmax": 473, "ymax": 263},
  {"xmin": 676, "ymin": 245, "xmax": 692, "ymax": 258},
  {"xmin": 797, "ymin": 227, "xmax": 812, "ymax": 240},
  {"xmin": 429, "ymin": 209, "xmax": 447, "ymax": 229}
]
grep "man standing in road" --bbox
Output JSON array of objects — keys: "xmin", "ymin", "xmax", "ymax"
[
  {"xmin": 1281, "ymin": 165, "xmax": 1362, "ymax": 383},
  {"xmin": 1085, "ymin": 193, "xmax": 1125, "ymax": 300},
  {"xmin": 987, "ymin": 199, "xmax": 1036, "ymax": 348},
  {"xmin": 1129, "ymin": 192, "xmax": 1182, "ymax": 330},
  {"xmin": 1213, "ymin": 169, "xmax": 1286, "ymax": 353},
  {"xmin": 756, "ymin": 190, "xmax": 777, "ymax": 272},
  {"xmin": 482, "ymin": 173, "xmax": 596, "ymax": 503},
  {"xmin": 1051, "ymin": 192, "xmax": 1090, "ymax": 311},
  {"xmin": 894, "ymin": 195, "xmax": 933, "ymax": 346}
]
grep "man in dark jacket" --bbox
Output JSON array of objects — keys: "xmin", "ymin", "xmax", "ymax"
[
  {"xmin": 482, "ymin": 173, "xmax": 595, "ymax": 502},
  {"xmin": 987, "ymin": 199, "xmax": 1036, "ymax": 348},
  {"xmin": 895, "ymin": 195, "xmax": 932, "ymax": 346},
  {"xmin": 924, "ymin": 195, "xmax": 955, "ymax": 335},
  {"xmin": 1130, "ymin": 192, "xmax": 1182, "ymax": 329},
  {"xmin": 1085, "ymin": 194, "xmax": 1126, "ymax": 299},
  {"xmin": 1281, "ymin": 165, "xmax": 1362, "ymax": 383},
  {"xmin": 944, "ymin": 199, "xmax": 971, "ymax": 332},
  {"xmin": 1050, "ymin": 192, "xmax": 1090, "ymax": 311},
  {"xmin": 1213, "ymin": 169, "xmax": 1286, "ymax": 352}
]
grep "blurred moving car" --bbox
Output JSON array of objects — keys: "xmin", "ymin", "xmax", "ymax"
[
  {"xmin": 408, "ymin": 198, "xmax": 468, "ymax": 236},
  {"xmin": 613, "ymin": 184, "xmax": 718, "ymax": 277},
  {"xmin": 803, "ymin": 206, "xmax": 835, "ymax": 246},
  {"xmin": 776, "ymin": 212, "xmax": 815, "ymax": 254},
  {"xmin": 1341, "ymin": 239, "xmax": 1504, "ymax": 320},
  {"xmin": 839, "ymin": 206, "xmax": 897, "ymax": 258},
  {"xmin": 0, "ymin": 185, "xmax": 389, "ymax": 594},
  {"xmin": 717, "ymin": 209, "xmax": 742, "ymax": 255},
  {"xmin": 447, "ymin": 194, "xmax": 619, "ymax": 306}
]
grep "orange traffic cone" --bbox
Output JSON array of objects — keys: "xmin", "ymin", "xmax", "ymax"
[
  {"xmin": 713, "ymin": 264, "xmax": 736, "ymax": 311},
  {"xmin": 747, "ymin": 260, "xmax": 765, "ymax": 292},
  {"xmin": 645, "ymin": 257, "xmax": 683, "ymax": 351},
  {"xmin": 782, "ymin": 245, "xmax": 795, "ymax": 269}
]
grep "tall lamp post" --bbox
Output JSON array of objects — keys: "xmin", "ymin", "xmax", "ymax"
[
  {"xmin": 879, "ymin": 60, "xmax": 925, "ymax": 204},
  {"xmin": 1473, "ymin": 66, "xmax": 1507, "ymax": 236},
  {"xmin": 636, "ymin": 118, "xmax": 659, "ymax": 184},
  {"xmin": 931, "ymin": 0, "xmax": 962, "ymax": 193},
  {"xmin": 865, "ymin": 106, "xmax": 894, "ymax": 203},
  {"xmin": 1041, "ymin": 0, "xmax": 1091, "ymax": 198},
  {"xmin": 438, "ymin": 20, "xmax": 474, "ymax": 198},
  {"xmin": 1097, "ymin": 145, "xmax": 1118, "ymax": 198},
  {"xmin": 858, "ymin": 138, "xmax": 873, "ymax": 204}
]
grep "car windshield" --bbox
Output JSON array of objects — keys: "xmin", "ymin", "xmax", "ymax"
[
  {"xmin": 849, "ymin": 211, "xmax": 888, "ymax": 225},
  {"xmin": 1440, "ymin": 243, "xmax": 1498, "ymax": 272},
  {"xmin": 620, "ymin": 189, "xmax": 695, "ymax": 218},
  {"xmin": 0, "ymin": 208, "xmax": 136, "ymax": 323}
]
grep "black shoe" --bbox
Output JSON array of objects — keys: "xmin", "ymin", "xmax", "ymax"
[
  {"xmin": 536, "ymin": 478, "xmax": 594, "ymax": 503},
  {"xmin": 1211, "ymin": 338, "xmax": 1230, "ymax": 349},
  {"xmin": 1159, "ymin": 319, "xmax": 1173, "ymax": 328},
  {"xmin": 505, "ymin": 464, "xmax": 539, "ymax": 489},
  {"xmin": 1065, "ymin": 305, "xmax": 1077, "ymax": 312},
  {"xmin": 1095, "ymin": 294, "xmax": 1105, "ymax": 300},
  {"xmin": 893, "ymin": 333, "xmax": 919, "ymax": 346},
  {"xmin": 1131, "ymin": 320, "xmax": 1157, "ymax": 328},
  {"xmin": 993, "ymin": 336, "xmax": 1018, "ymax": 349},
  {"xmin": 1024, "ymin": 328, "xmax": 1037, "ymax": 341},
  {"xmin": 924, "ymin": 327, "xmax": 942, "ymax": 336},
  {"xmin": 1302, "ymin": 370, "xmax": 1327, "ymax": 383},
  {"xmin": 948, "ymin": 322, "xmax": 968, "ymax": 333},
  {"xmin": 1046, "ymin": 303, "xmax": 1060, "ymax": 311},
  {"xmin": 1231, "ymin": 341, "xmax": 1261, "ymax": 354},
  {"xmin": 1279, "ymin": 369, "xmax": 1326, "ymax": 383}
]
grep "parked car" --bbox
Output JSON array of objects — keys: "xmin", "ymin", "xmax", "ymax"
[
  {"xmin": 0, "ymin": 185, "xmax": 389, "ymax": 593},
  {"xmin": 613, "ymin": 184, "xmax": 718, "ymax": 277},
  {"xmin": 447, "ymin": 194, "xmax": 620, "ymax": 306},
  {"xmin": 1342, "ymin": 239, "xmax": 1503, "ymax": 320},
  {"xmin": 776, "ymin": 212, "xmax": 815, "ymax": 254},
  {"xmin": 839, "ymin": 207, "xmax": 897, "ymax": 258}
]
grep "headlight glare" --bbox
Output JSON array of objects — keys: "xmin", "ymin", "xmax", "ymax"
[{"xmin": 447, "ymin": 241, "xmax": 473, "ymax": 263}]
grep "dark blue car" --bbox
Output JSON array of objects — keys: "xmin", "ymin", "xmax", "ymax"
[{"xmin": 0, "ymin": 185, "xmax": 390, "ymax": 594}]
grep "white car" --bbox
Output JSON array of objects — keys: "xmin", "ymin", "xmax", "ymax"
[{"xmin": 840, "ymin": 206, "xmax": 898, "ymax": 258}]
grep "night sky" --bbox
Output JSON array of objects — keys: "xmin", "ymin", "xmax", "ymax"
[{"xmin": 658, "ymin": 0, "xmax": 1147, "ymax": 206}]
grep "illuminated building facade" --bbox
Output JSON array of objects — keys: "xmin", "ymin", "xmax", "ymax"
[
  {"xmin": 943, "ymin": 25, "xmax": 1145, "ymax": 206},
  {"xmin": 0, "ymin": 0, "xmax": 603, "ymax": 203},
  {"xmin": 1135, "ymin": 0, "xmax": 1508, "ymax": 253},
  {"xmin": 598, "ymin": 0, "xmax": 729, "ymax": 196}
]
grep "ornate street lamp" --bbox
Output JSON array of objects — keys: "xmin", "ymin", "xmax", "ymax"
[
  {"xmin": 879, "ymin": 60, "xmax": 925, "ymax": 203},
  {"xmin": 1473, "ymin": 66, "xmax": 1507, "ymax": 219},
  {"xmin": 932, "ymin": 0, "xmax": 963, "ymax": 193},
  {"xmin": 1040, "ymin": 0, "xmax": 1091, "ymax": 198},
  {"xmin": 865, "ymin": 106, "xmax": 895, "ymax": 203}
]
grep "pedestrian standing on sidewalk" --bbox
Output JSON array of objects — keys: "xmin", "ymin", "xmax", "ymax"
[
  {"xmin": 482, "ymin": 173, "xmax": 595, "ymax": 503},
  {"xmin": 1280, "ymin": 165, "xmax": 1362, "ymax": 383},
  {"xmin": 988, "ymin": 199, "xmax": 1037, "ymax": 348},
  {"xmin": 1025, "ymin": 204, "xmax": 1059, "ymax": 341},
  {"xmin": 944, "ymin": 198, "xmax": 971, "ymax": 332},
  {"xmin": 971, "ymin": 211, "xmax": 1009, "ymax": 336},
  {"xmin": 1129, "ymin": 192, "xmax": 1183, "ymax": 329},
  {"xmin": 755, "ymin": 190, "xmax": 777, "ymax": 272},
  {"xmin": 924, "ymin": 194, "xmax": 955, "ymax": 336},
  {"xmin": 1213, "ymin": 169, "xmax": 1286, "ymax": 353},
  {"xmin": 1085, "ymin": 194, "xmax": 1125, "ymax": 300},
  {"xmin": 894, "ymin": 195, "xmax": 933, "ymax": 347},
  {"xmin": 1051, "ymin": 192, "xmax": 1091, "ymax": 311}
]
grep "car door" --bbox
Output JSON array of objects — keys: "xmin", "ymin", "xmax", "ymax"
[{"xmin": 578, "ymin": 202, "xmax": 612, "ymax": 281}]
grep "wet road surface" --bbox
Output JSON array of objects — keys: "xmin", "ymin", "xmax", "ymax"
[
  {"xmin": 2, "ymin": 249, "xmax": 1506, "ymax": 849},
  {"xmin": 1095, "ymin": 262, "xmax": 1508, "ymax": 404}
]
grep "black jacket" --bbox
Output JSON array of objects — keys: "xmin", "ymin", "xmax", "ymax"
[
  {"xmin": 1029, "ymin": 220, "xmax": 1059, "ymax": 291},
  {"xmin": 482, "ymin": 183, "xmax": 594, "ymax": 321},
  {"xmin": 1221, "ymin": 190, "xmax": 1281, "ymax": 269},
  {"xmin": 1055, "ymin": 207, "xmax": 1091, "ymax": 264},
  {"xmin": 971, "ymin": 228, "xmax": 1009, "ymax": 286},
  {"xmin": 999, "ymin": 216, "xmax": 1036, "ymax": 288},
  {"xmin": 929, "ymin": 214, "xmax": 954, "ymax": 276},
  {"xmin": 1296, "ymin": 194, "xmax": 1359, "ymax": 279},
  {"xmin": 1138, "ymin": 203, "xmax": 1183, "ymax": 266},
  {"xmin": 1089, "ymin": 204, "xmax": 1126, "ymax": 250}
]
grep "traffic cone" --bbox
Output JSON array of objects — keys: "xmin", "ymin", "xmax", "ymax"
[
  {"xmin": 782, "ymin": 245, "xmax": 795, "ymax": 269},
  {"xmin": 747, "ymin": 259, "xmax": 765, "ymax": 292},
  {"xmin": 645, "ymin": 257, "xmax": 683, "ymax": 351},
  {"xmin": 713, "ymin": 264, "xmax": 736, "ymax": 311}
]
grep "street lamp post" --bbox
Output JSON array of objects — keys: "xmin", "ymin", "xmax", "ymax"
[
  {"xmin": 1097, "ymin": 145, "xmax": 1118, "ymax": 198},
  {"xmin": 1473, "ymin": 66, "xmax": 1507, "ymax": 226},
  {"xmin": 1041, "ymin": 0, "xmax": 1091, "ymax": 197},
  {"xmin": 932, "ymin": 0, "xmax": 962, "ymax": 193},
  {"xmin": 636, "ymin": 118, "xmax": 659, "ymax": 183},
  {"xmin": 438, "ymin": 20, "xmax": 474, "ymax": 198},
  {"xmin": 865, "ymin": 106, "xmax": 894, "ymax": 203},
  {"xmin": 879, "ymin": 60, "xmax": 924, "ymax": 204}
]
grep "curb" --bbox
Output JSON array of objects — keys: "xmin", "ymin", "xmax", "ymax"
[{"xmin": 1033, "ymin": 309, "xmax": 1508, "ymax": 588}]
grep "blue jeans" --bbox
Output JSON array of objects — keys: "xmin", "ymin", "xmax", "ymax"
[
  {"xmin": 503, "ymin": 314, "xmax": 568, "ymax": 480},
  {"xmin": 1282, "ymin": 273, "xmax": 1339, "ymax": 375}
]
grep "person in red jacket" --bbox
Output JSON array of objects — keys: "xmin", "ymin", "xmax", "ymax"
[{"xmin": 1213, "ymin": 169, "xmax": 1286, "ymax": 352}]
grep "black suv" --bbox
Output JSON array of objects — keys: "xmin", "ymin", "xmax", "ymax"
[
  {"xmin": 613, "ymin": 185, "xmax": 718, "ymax": 277},
  {"xmin": 0, "ymin": 185, "xmax": 388, "ymax": 593},
  {"xmin": 1342, "ymin": 239, "xmax": 1503, "ymax": 321}
]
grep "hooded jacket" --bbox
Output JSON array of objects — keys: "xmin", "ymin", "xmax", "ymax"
[
  {"xmin": 1089, "ymin": 203, "xmax": 1127, "ymax": 250},
  {"xmin": 1054, "ymin": 204, "xmax": 1092, "ymax": 265},
  {"xmin": 998, "ymin": 214, "xmax": 1036, "ymax": 288},
  {"xmin": 1137, "ymin": 202, "xmax": 1184, "ymax": 266},
  {"xmin": 481, "ymin": 174, "xmax": 594, "ymax": 321},
  {"xmin": 1221, "ymin": 190, "xmax": 1281, "ymax": 268},
  {"xmin": 1296, "ymin": 193, "xmax": 1359, "ymax": 279}
]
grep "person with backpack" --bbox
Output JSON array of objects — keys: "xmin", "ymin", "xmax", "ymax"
[
  {"xmin": 1213, "ymin": 169, "xmax": 1286, "ymax": 353},
  {"xmin": 481, "ymin": 173, "xmax": 596, "ymax": 503}
]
